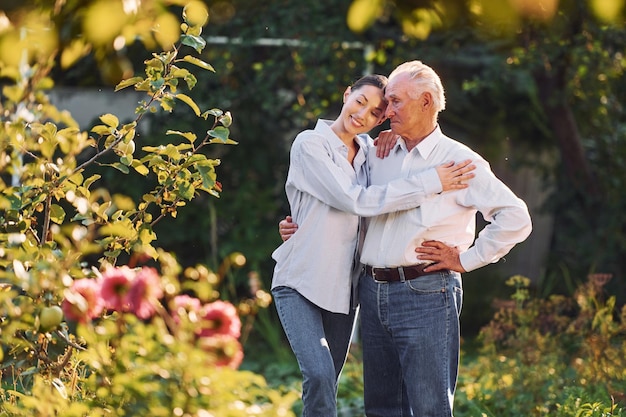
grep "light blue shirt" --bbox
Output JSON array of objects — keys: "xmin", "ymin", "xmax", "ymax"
[
  {"xmin": 271, "ymin": 120, "xmax": 442, "ymax": 314},
  {"xmin": 361, "ymin": 125, "xmax": 532, "ymax": 272}
]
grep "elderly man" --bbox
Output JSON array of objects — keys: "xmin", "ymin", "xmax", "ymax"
[{"xmin": 358, "ymin": 60, "xmax": 531, "ymax": 417}]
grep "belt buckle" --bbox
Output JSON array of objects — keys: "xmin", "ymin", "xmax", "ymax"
[{"xmin": 370, "ymin": 267, "xmax": 384, "ymax": 283}]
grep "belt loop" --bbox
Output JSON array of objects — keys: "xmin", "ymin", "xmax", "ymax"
[{"xmin": 398, "ymin": 266, "xmax": 406, "ymax": 282}]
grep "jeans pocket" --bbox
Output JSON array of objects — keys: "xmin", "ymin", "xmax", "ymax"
[{"xmin": 405, "ymin": 273, "xmax": 445, "ymax": 294}]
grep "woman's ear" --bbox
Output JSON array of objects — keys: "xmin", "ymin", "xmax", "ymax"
[{"xmin": 343, "ymin": 87, "xmax": 352, "ymax": 103}]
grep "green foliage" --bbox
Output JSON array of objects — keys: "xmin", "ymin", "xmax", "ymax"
[
  {"xmin": 455, "ymin": 274, "xmax": 626, "ymax": 416},
  {"xmin": 0, "ymin": 6, "xmax": 296, "ymax": 415}
]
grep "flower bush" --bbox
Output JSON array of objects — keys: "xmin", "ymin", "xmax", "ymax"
[{"xmin": 0, "ymin": 4, "xmax": 297, "ymax": 415}]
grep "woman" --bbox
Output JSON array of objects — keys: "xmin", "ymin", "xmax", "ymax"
[{"xmin": 271, "ymin": 74, "xmax": 473, "ymax": 416}]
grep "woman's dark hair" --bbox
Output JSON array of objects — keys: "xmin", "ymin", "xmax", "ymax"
[{"xmin": 351, "ymin": 74, "xmax": 388, "ymax": 91}]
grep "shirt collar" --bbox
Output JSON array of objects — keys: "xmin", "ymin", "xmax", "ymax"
[
  {"xmin": 316, "ymin": 119, "xmax": 344, "ymax": 148},
  {"xmin": 317, "ymin": 118, "xmax": 369, "ymax": 151},
  {"xmin": 394, "ymin": 124, "xmax": 442, "ymax": 159}
]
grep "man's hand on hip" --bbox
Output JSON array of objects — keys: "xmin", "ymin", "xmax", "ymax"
[{"xmin": 416, "ymin": 240, "xmax": 466, "ymax": 273}]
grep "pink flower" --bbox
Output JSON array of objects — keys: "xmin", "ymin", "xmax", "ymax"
[
  {"xmin": 197, "ymin": 300, "xmax": 241, "ymax": 339},
  {"xmin": 127, "ymin": 267, "xmax": 164, "ymax": 320},
  {"xmin": 170, "ymin": 295, "xmax": 202, "ymax": 323},
  {"xmin": 62, "ymin": 278, "xmax": 105, "ymax": 323},
  {"xmin": 197, "ymin": 334, "xmax": 244, "ymax": 369},
  {"xmin": 99, "ymin": 266, "xmax": 135, "ymax": 312}
]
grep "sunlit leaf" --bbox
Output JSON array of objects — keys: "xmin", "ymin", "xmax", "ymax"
[
  {"xmin": 115, "ymin": 76, "xmax": 145, "ymax": 91},
  {"xmin": 166, "ymin": 130, "xmax": 197, "ymax": 143},
  {"xmin": 61, "ymin": 39, "xmax": 91, "ymax": 69},
  {"xmin": 347, "ymin": 0, "xmax": 384, "ymax": 33},
  {"xmin": 183, "ymin": 1, "xmax": 209, "ymax": 27},
  {"xmin": 50, "ymin": 204, "xmax": 66, "ymax": 224},
  {"xmin": 99, "ymin": 114, "xmax": 120, "ymax": 128},
  {"xmin": 154, "ymin": 12, "xmax": 181, "ymax": 50},
  {"xmin": 589, "ymin": 0, "xmax": 625, "ymax": 23},
  {"xmin": 182, "ymin": 55, "xmax": 215, "ymax": 72},
  {"xmin": 132, "ymin": 160, "xmax": 149, "ymax": 176},
  {"xmin": 175, "ymin": 93, "xmax": 201, "ymax": 116}
]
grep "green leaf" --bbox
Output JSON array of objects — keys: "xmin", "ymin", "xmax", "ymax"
[
  {"xmin": 197, "ymin": 164, "xmax": 216, "ymax": 189},
  {"xmin": 150, "ymin": 78, "xmax": 165, "ymax": 92},
  {"xmin": 109, "ymin": 162, "xmax": 130, "ymax": 174},
  {"xmin": 219, "ymin": 111, "xmax": 232, "ymax": 127},
  {"xmin": 203, "ymin": 108, "xmax": 224, "ymax": 117},
  {"xmin": 180, "ymin": 34, "xmax": 207, "ymax": 53},
  {"xmin": 120, "ymin": 155, "xmax": 133, "ymax": 166},
  {"xmin": 50, "ymin": 204, "xmax": 66, "ymax": 224},
  {"xmin": 182, "ymin": 55, "xmax": 215, "ymax": 72},
  {"xmin": 175, "ymin": 93, "xmax": 201, "ymax": 116},
  {"xmin": 115, "ymin": 76, "xmax": 145, "ymax": 91},
  {"xmin": 207, "ymin": 126, "xmax": 230, "ymax": 142},
  {"xmin": 178, "ymin": 180, "xmax": 195, "ymax": 200}
]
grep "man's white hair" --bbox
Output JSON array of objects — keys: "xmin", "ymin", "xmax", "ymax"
[{"xmin": 389, "ymin": 60, "xmax": 446, "ymax": 113}]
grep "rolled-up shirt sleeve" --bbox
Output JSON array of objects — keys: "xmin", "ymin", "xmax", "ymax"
[
  {"xmin": 290, "ymin": 136, "xmax": 442, "ymax": 217},
  {"xmin": 457, "ymin": 160, "xmax": 532, "ymax": 272}
]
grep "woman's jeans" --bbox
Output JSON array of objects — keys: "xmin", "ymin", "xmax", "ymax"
[
  {"xmin": 272, "ymin": 286, "xmax": 357, "ymax": 417},
  {"xmin": 359, "ymin": 269, "xmax": 463, "ymax": 417}
]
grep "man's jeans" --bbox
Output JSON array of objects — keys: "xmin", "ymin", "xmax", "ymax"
[
  {"xmin": 272, "ymin": 286, "xmax": 357, "ymax": 417},
  {"xmin": 360, "ymin": 269, "xmax": 463, "ymax": 417}
]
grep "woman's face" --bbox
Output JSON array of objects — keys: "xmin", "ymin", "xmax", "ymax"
[{"xmin": 340, "ymin": 85, "xmax": 387, "ymax": 135}]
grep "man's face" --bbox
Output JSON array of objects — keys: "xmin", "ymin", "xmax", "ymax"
[{"xmin": 384, "ymin": 73, "xmax": 423, "ymax": 140}]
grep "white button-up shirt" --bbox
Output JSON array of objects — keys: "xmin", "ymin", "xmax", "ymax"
[
  {"xmin": 272, "ymin": 120, "xmax": 442, "ymax": 314},
  {"xmin": 361, "ymin": 125, "xmax": 532, "ymax": 272}
]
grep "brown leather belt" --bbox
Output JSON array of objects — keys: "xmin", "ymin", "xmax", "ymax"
[{"xmin": 365, "ymin": 264, "xmax": 436, "ymax": 282}]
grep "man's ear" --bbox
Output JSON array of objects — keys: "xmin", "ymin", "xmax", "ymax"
[{"xmin": 421, "ymin": 92, "xmax": 433, "ymax": 111}]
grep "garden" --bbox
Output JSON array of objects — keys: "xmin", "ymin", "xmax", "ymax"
[{"xmin": 1, "ymin": 0, "xmax": 626, "ymax": 416}]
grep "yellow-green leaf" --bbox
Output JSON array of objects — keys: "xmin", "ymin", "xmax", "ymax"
[
  {"xmin": 115, "ymin": 76, "xmax": 145, "ymax": 92},
  {"xmin": 166, "ymin": 130, "xmax": 197, "ymax": 143},
  {"xmin": 182, "ymin": 55, "xmax": 215, "ymax": 72},
  {"xmin": 50, "ymin": 204, "xmax": 66, "ymax": 224},
  {"xmin": 91, "ymin": 125, "xmax": 112, "ymax": 135},
  {"xmin": 175, "ymin": 93, "xmax": 201, "ymax": 116},
  {"xmin": 347, "ymin": 0, "xmax": 383, "ymax": 33},
  {"xmin": 99, "ymin": 114, "xmax": 120, "ymax": 128},
  {"xmin": 132, "ymin": 160, "xmax": 149, "ymax": 176}
]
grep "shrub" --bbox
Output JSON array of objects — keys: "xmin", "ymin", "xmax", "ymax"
[
  {"xmin": 0, "ymin": 5, "xmax": 296, "ymax": 415},
  {"xmin": 455, "ymin": 274, "xmax": 626, "ymax": 416}
]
